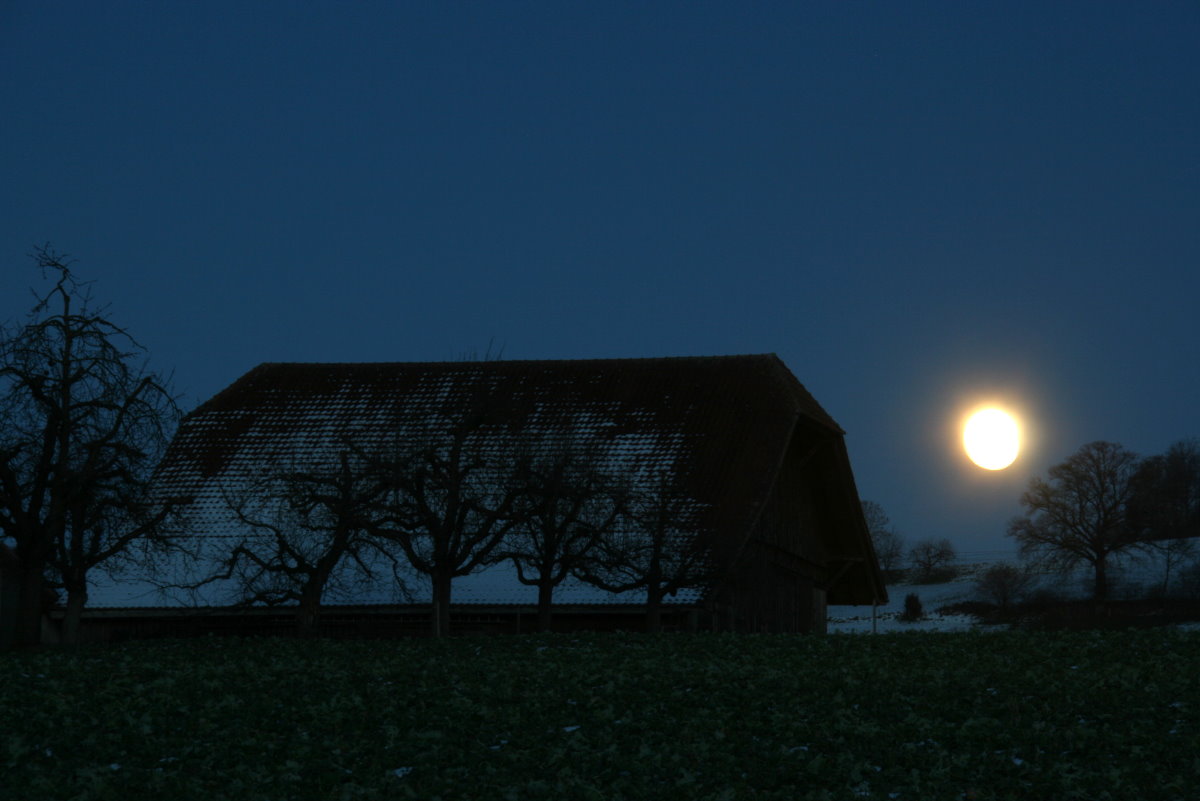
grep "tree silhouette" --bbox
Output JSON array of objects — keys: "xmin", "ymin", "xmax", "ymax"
[
  {"xmin": 1008, "ymin": 440, "xmax": 1140, "ymax": 602},
  {"xmin": 861, "ymin": 500, "xmax": 904, "ymax": 573},
  {"xmin": 975, "ymin": 562, "xmax": 1033, "ymax": 612},
  {"xmin": 493, "ymin": 437, "xmax": 624, "ymax": 631},
  {"xmin": 0, "ymin": 247, "xmax": 180, "ymax": 644},
  {"xmin": 1127, "ymin": 439, "xmax": 1200, "ymax": 595},
  {"xmin": 574, "ymin": 465, "xmax": 712, "ymax": 632},
  {"xmin": 370, "ymin": 382, "xmax": 526, "ymax": 637},
  {"xmin": 907, "ymin": 538, "xmax": 956, "ymax": 582},
  {"xmin": 187, "ymin": 447, "xmax": 405, "ymax": 636},
  {"xmin": 1128, "ymin": 439, "xmax": 1200, "ymax": 543}
]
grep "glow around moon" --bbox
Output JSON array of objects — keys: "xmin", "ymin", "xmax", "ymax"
[{"xmin": 963, "ymin": 408, "xmax": 1020, "ymax": 470}]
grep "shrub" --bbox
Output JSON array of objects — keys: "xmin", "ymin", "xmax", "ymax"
[
  {"xmin": 937, "ymin": 600, "xmax": 999, "ymax": 623},
  {"xmin": 975, "ymin": 562, "xmax": 1033, "ymax": 612},
  {"xmin": 899, "ymin": 592, "xmax": 924, "ymax": 621},
  {"xmin": 920, "ymin": 565, "xmax": 959, "ymax": 584},
  {"xmin": 1025, "ymin": 586, "xmax": 1064, "ymax": 610}
]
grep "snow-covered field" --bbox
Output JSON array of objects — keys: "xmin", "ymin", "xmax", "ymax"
[
  {"xmin": 828, "ymin": 544, "xmax": 1200, "ymax": 634},
  {"xmin": 828, "ymin": 566, "xmax": 986, "ymax": 633}
]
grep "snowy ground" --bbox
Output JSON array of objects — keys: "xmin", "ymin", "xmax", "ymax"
[
  {"xmin": 828, "ymin": 566, "xmax": 987, "ymax": 634},
  {"xmin": 829, "ymin": 546, "xmax": 1200, "ymax": 633}
]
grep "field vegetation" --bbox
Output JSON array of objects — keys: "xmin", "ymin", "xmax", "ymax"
[{"xmin": 2, "ymin": 631, "xmax": 1198, "ymax": 800}]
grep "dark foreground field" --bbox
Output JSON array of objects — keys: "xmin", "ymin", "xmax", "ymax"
[{"xmin": 2, "ymin": 631, "xmax": 1198, "ymax": 801}]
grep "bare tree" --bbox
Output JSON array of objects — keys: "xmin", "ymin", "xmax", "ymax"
[
  {"xmin": 493, "ymin": 437, "xmax": 624, "ymax": 631},
  {"xmin": 907, "ymin": 538, "xmax": 957, "ymax": 583},
  {"xmin": 0, "ymin": 247, "xmax": 180, "ymax": 645},
  {"xmin": 860, "ymin": 499, "xmax": 889, "ymax": 536},
  {"xmin": 1142, "ymin": 537, "xmax": 1198, "ymax": 598},
  {"xmin": 1007, "ymin": 440, "xmax": 1140, "ymax": 602},
  {"xmin": 1128, "ymin": 440, "xmax": 1200, "ymax": 542},
  {"xmin": 372, "ymin": 386, "xmax": 526, "ymax": 637},
  {"xmin": 1126, "ymin": 440, "xmax": 1200, "ymax": 597},
  {"xmin": 189, "ymin": 448, "xmax": 403, "ymax": 636},
  {"xmin": 52, "ymin": 463, "xmax": 185, "ymax": 642},
  {"xmin": 975, "ymin": 562, "xmax": 1033, "ymax": 612},
  {"xmin": 861, "ymin": 500, "xmax": 905, "ymax": 574},
  {"xmin": 574, "ymin": 465, "xmax": 712, "ymax": 633}
]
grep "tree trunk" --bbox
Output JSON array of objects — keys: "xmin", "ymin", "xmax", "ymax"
[
  {"xmin": 61, "ymin": 587, "xmax": 88, "ymax": 644},
  {"xmin": 297, "ymin": 586, "xmax": 321, "ymax": 638},
  {"xmin": 15, "ymin": 561, "xmax": 47, "ymax": 646},
  {"xmin": 432, "ymin": 572, "xmax": 452, "ymax": 637},
  {"xmin": 1093, "ymin": 557, "xmax": 1109, "ymax": 602},
  {"xmin": 645, "ymin": 585, "xmax": 663, "ymax": 633},
  {"xmin": 536, "ymin": 581, "xmax": 554, "ymax": 632}
]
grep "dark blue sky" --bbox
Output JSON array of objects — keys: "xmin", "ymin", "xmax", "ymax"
[{"xmin": 3, "ymin": 2, "xmax": 1198, "ymax": 557}]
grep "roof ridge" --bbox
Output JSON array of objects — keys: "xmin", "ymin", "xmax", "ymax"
[
  {"xmin": 185, "ymin": 354, "xmax": 847, "ymax": 434},
  {"xmin": 254, "ymin": 353, "xmax": 780, "ymax": 369}
]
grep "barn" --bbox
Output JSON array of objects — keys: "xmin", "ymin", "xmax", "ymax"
[{"xmin": 67, "ymin": 354, "xmax": 886, "ymax": 639}]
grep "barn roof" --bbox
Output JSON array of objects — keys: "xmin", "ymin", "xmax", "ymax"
[{"xmin": 91, "ymin": 354, "xmax": 883, "ymax": 608}]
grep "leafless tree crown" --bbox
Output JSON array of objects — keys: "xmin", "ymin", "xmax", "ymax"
[
  {"xmin": 0, "ymin": 247, "xmax": 181, "ymax": 643},
  {"xmin": 1007, "ymin": 440, "xmax": 1140, "ymax": 601}
]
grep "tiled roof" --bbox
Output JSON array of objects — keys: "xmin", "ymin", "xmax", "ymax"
[{"xmin": 92, "ymin": 354, "xmax": 855, "ymax": 608}]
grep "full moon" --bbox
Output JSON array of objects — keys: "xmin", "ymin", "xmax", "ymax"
[{"xmin": 963, "ymin": 408, "xmax": 1020, "ymax": 470}]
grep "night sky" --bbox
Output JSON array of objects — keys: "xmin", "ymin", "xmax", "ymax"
[{"xmin": 3, "ymin": 2, "xmax": 1197, "ymax": 558}]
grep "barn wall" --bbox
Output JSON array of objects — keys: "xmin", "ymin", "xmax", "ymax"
[
  {"xmin": 752, "ymin": 435, "xmax": 830, "ymax": 570},
  {"xmin": 715, "ymin": 542, "xmax": 827, "ymax": 633},
  {"xmin": 709, "ymin": 432, "xmax": 833, "ymax": 633},
  {"xmin": 53, "ymin": 605, "xmax": 705, "ymax": 642}
]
